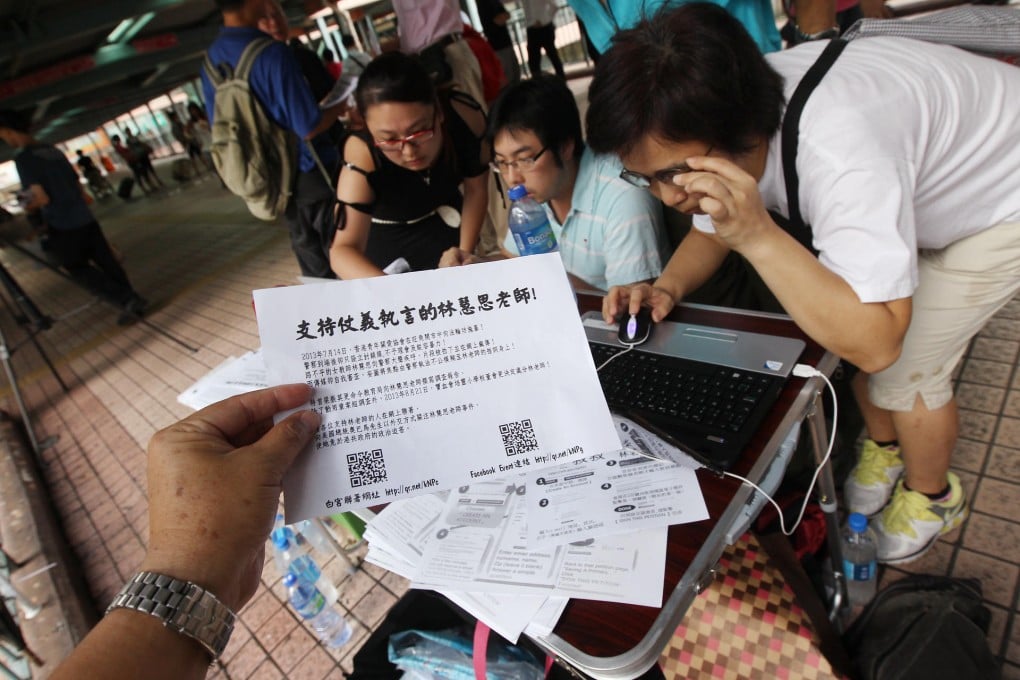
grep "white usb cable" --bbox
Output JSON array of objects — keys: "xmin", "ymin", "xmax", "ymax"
[{"xmin": 720, "ymin": 363, "xmax": 837, "ymax": 536}]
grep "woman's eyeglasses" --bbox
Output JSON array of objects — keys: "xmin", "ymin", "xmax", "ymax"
[
  {"xmin": 619, "ymin": 146, "xmax": 714, "ymax": 189},
  {"xmin": 489, "ymin": 147, "xmax": 548, "ymax": 174},
  {"xmin": 374, "ymin": 118, "xmax": 436, "ymax": 152}
]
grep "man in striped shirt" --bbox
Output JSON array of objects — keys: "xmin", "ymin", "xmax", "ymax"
[{"xmin": 440, "ymin": 76, "xmax": 669, "ymax": 292}]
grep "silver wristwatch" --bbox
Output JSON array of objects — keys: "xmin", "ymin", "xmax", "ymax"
[{"xmin": 106, "ymin": 571, "xmax": 236, "ymax": 660}]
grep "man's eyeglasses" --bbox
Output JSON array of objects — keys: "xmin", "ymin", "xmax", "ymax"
[
  {"xmin": 374, "ymin": 118, "xmax": 436, "ymax": 152},
  {"xmin": 619, "ymin": 146, "xmax": 713, "ymax": 189},
  {"xmin": 489, "ymin": 147, "xmax": 548, "ymax": 174}
]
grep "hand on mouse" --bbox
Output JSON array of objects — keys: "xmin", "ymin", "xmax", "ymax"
[{"xmin": 602, "ymin": 283, "xmax": 677, "ymax": 325}]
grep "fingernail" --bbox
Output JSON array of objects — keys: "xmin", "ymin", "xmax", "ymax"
[{"xmin": 297, "ymin": 410, "xmax": 321, "ymax": 433}]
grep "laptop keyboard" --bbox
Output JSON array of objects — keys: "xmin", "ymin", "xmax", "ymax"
[{"xmin": 589, "ymin": 342, "xmax": 786, "ymax": 468}]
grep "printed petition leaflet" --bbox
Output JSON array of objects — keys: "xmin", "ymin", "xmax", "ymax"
[{"xmin": 253, "ymin": 254, "xmax": 620, "ymax": 523}]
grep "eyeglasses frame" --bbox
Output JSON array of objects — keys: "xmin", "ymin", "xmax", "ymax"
[{"xmin": 489, "ymin": 146, "xmax": 549, "ymax": 175}]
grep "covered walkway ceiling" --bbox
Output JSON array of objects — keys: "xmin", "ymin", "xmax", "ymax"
[{"xmin": 0, "ymin": 0, "xmax": 375, "ymax": 162}]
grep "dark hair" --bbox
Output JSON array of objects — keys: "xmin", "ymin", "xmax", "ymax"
[
  {"xmin": 586, "ymin": 3, "xmax": 785, "ymax": 158},
  {"xmin": 487, "ymin": 75, "xmax": 583, "ymax": 167},
  {"xmin": 356, "ymin": 52, "xmax": 465, "ymax": 175},
  {"xmin": 355, "ymin": 52, "xmax": 436, "ymax": 113},
  {"xmin": 342, "ymin": 34, "xmax": 356, "ymax": 49},
  {"xmin": 0, "ymin": 109, "xmax": 30, "ymax": 134},
  {"xmin": 213, "ymin": 0, "xmax": 245, "ymax": 11}
]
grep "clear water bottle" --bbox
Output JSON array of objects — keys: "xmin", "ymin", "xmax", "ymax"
[
  {"xmin": 842, "ymin": 511, "xmax": 878, "ymax": 608},
  {"xmin": 270, "ymin": 524, "xmax": 339, "ymax": 605},
  {"xmin": 507, "ymin": 184, "xmax": 558, "ymax": 255},
  {"xmin": 282, "ymin": 572, "xmax": 353, "ymax": 648}
]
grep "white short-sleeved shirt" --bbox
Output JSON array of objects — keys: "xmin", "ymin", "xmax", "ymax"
[
  {"xmin": 504, "ymin": 150, "xmax": 669, "ymax": 291},
  {"xmin": 693, "ymin": 37, "xmax": 1020, "ymax": 304}
]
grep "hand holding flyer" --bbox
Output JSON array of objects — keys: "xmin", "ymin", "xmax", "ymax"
[{"xmin": 253, "ymin": 254, "xmax": 620, "ymax": 523}]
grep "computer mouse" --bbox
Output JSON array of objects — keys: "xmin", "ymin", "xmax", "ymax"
[{"xmin": 617, "ymin": 307, "xmax": 654, "ymax": 345}]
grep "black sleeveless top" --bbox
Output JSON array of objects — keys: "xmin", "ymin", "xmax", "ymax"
[{"xmin": 345, "ymin": 92, "xmax": 487, "ymax": 272}]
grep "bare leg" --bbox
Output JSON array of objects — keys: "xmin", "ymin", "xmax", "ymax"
[
  {"xmin": 851, "ymin": 371, "xmax": 896, "ymax": 442},
  {"xmin": 890, "ymin": 395, "xmax": 957, "ymax": 495},
  {"xmin": 852, "ymin": 370, "xmax": 955, "ymax": 494}
]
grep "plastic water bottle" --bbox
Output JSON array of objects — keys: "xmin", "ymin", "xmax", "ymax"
[
  {"xmin": 507, "ymin": 184, "xmax": 558, "ymax": 255},
  {"xmin": 842, "ymin": 512, "xmax": 878, "ymax": 608},
  {"xmin": 298, "ymin": 519, "xmax": 333, "ymax": 554},
  {"xmin": 283, "ymin": 572, "xmax": 353, "ymax": 648},
  {"xmin": 270, "ymin": 525, "xmax": 339, "ymax": 605}
]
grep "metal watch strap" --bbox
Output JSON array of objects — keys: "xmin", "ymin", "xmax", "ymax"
[
  {"xmin": 793, "ymin": 23, "xmax": 841, "ymax": 43},
  {"xmin": 106, "ymin": 572, "xmax": 236, "ymax": 660}
]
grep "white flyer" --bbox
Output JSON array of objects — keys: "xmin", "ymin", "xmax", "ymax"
[
  {"xmin": 176, "ymin": 349, "xmax": 269, "ymax": 411},
  {"xmin": 253, "ymin": 254, "xmax": 620, "ymax": 523},
  {"xmin": 525, "ymin": 446, "xmax": 708, "ymax": 548},
  {"xmin": 363, "ymin": 495, "xmax": 549, "ymax": 642},
  {"xmin": 412, "ymin": 478, "xmax": 666, "ymax": 607}
]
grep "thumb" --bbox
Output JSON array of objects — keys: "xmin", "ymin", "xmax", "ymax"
[{"xmin": 249, "ymin": 410, "xmax": 321, "ymax": 479}]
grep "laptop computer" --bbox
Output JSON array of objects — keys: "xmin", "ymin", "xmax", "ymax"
[{"xmin": 581, "ymin": 311, "xmax": 806, "ymax": 472}]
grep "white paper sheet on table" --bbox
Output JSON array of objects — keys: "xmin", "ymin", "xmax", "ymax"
[
  {"xmin": 613, "ymin": 414, "xmax": 705, "ymax": 470},
  {"xmin": 364, "ymin": 495, "xmax": 549, "ymax": 642},
  {"xmin": 412, "ymin": 478, "xmax": 666, "ymax": 607},
  {"xmin": 253, "ymin": 254, "xmax": 620, "ymax": 523},
  {"xmin": 176, "ymin": 349, "xmax": 269, "ymax": 410},
  {"xmin": 525, "ymin": 433, "xmax": 709, "ymax": 548}
]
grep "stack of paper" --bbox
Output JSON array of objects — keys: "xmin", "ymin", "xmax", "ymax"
[{"xmin": 362, "ymin": 416, "xmax": 709, "ymax": 642}]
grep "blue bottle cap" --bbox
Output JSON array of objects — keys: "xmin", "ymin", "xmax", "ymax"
[
  {"xmin": 507, "ymin": 184, "xmax": 527, "ymax": 201},
  {"xmin": 848, "ymin": 512, "xmax": 868, "ymax": 532},
  {"xmin": 270, "ymin": 527, "xmax": 293, "ymax": 549},
  {"xmin": 282, "ymin": 572, "xmax": 297, "ymax": 587}
]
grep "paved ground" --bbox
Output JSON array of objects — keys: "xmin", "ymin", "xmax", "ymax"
[{"xmin": 0, "ymin": 156, "xmax": 1018, "ymax": 678}]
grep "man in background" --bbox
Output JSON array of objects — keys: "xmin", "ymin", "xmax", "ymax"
[
  {"xmin": 204, "ymin": 0, "xmax": 342, "ymax": 278},
  {"xmin": 522, "ymin": 0, "xmax": 566, "ymax": 79},
  {"xmin": 0, "ymin": 110, "xmax": 148, "ymax": 325},
  {"xmin": 478, "ymin": 0, "xmax": 521, "ymax": 85},
  {"xmin": 340, "ymin": 34, "xmax": 372, "ymax": 78},
  {"xmin": 392, "ymin": 0, "xmax": 486, "ymax": 107}
]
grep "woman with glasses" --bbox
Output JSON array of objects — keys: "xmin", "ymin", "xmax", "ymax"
[{"xmin": 329, "ymin": 52, "xmax": 490, "ymax": 277}]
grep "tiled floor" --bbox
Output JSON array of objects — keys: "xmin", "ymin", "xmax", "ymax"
[{"xmin": 1, "ymin": 161, "xmax": 1018, "ymax": 679}]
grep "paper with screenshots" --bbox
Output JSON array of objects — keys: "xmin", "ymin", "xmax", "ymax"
[
  {"xmin": 525, "ymin": 420, "xmax": 709, "ymax": 548},
  {"xmin": 253, "ymin": 254, "xmax": 620, "ymax": 523},
  {"xmin": 411, "ymin": 478, "xmax": 666, "ymax": 608},
  {"xmin": 362, "ymin": 493, "xmax": 564, "ymax": 642}
]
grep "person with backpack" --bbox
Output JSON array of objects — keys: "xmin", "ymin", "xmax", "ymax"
[
  {"xmin": 202, "ymin": 0, "xmax": 345, "ymax": 279},
  {"xmin": 587, "ymin": 4, "xmax": 1020, "ymax": 564},
  {"xmin": 329, "ymin": 52, "xmax": 490, "ymax": 277}
]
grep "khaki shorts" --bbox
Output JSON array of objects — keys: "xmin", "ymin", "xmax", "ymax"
[{"xmin": 869, "ymin": 219, "xmax": 1020, "ymax": 412}]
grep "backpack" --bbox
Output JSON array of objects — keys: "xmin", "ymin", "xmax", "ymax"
[
  {"xmin": 203, "ymin": 37, "xmax": 298, "ymax": 221},
  {"xmin": 843, "ymin": 574, "xmax": 1000, "ymax": 680}
]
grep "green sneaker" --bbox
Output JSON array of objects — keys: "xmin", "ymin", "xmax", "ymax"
[
  {"xmin": 844, "ymin": 439, "xmax": 903, "ymax": 516},
  {"xmin": 874, "ymin": 472, "xmax": 968, "ymax": 565}
]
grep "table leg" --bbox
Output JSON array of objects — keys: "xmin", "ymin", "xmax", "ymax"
[{"xmin": 804, "ymin": 390, "xmax": 849, "ymax": 626}]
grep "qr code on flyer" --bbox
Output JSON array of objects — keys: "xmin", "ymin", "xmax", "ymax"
[
  {"xmin": 347, "ymin": 449, "xmax": 387, "ymax": 487},
  {"xmin": 500, "ymin": 419, "xmax": 538, "ymax": 456}
]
